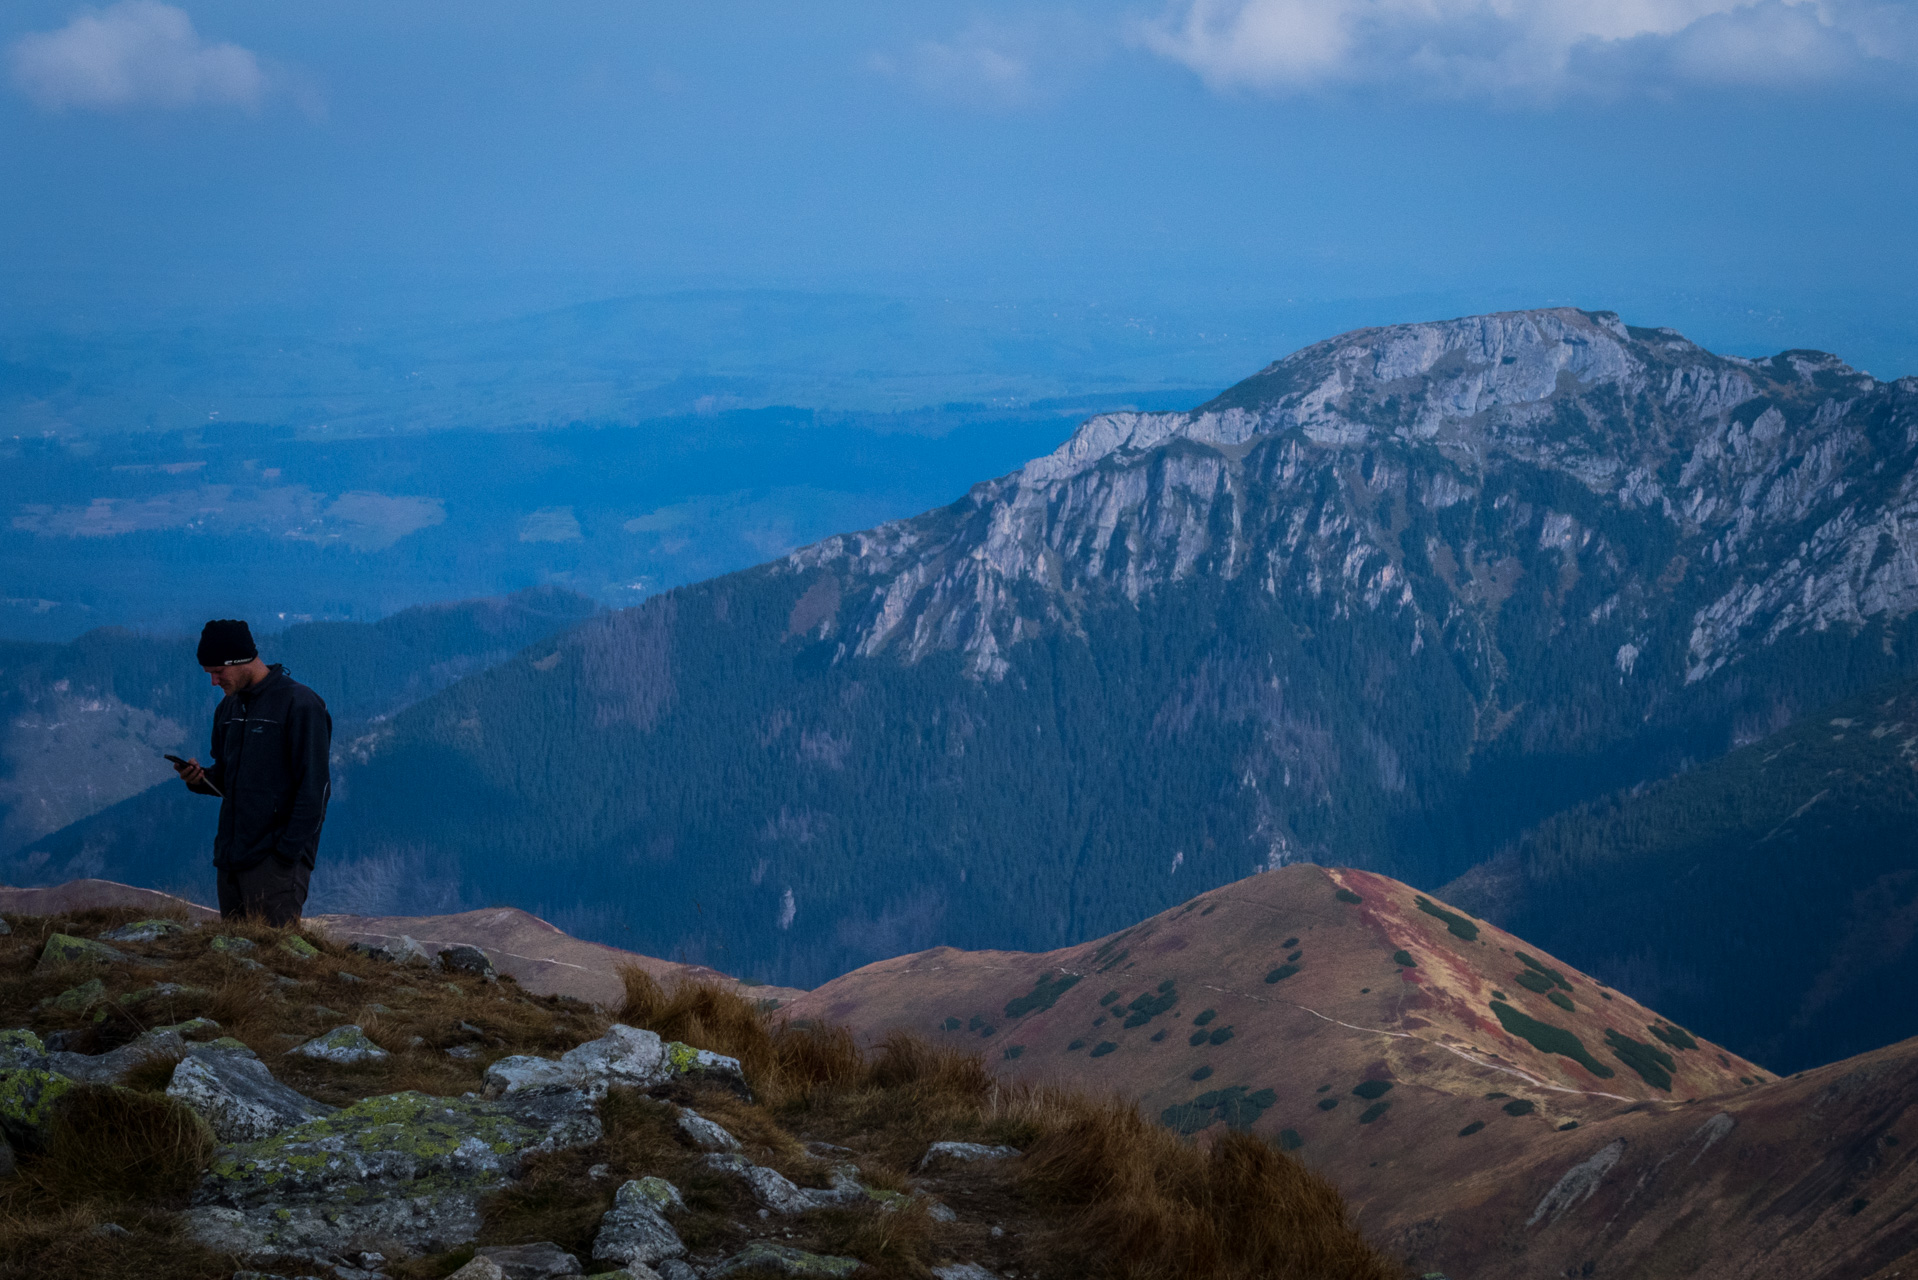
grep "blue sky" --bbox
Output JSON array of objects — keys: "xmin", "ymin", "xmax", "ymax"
[{"xmin": 3, "ymin": 0, "xmax": 1917, "ymax": 379}]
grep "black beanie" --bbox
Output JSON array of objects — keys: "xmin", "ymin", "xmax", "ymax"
[{"xmin": 197, "ymin": 619, "xmax": 258, "ymax": 667}]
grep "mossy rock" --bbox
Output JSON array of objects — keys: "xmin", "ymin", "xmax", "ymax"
[
  {"xmin": 208, "ymin": 936, "xmax": 257, "ymax": 956},
  {"xmin": 41, "ymin": 977, "xmax": 108, "ymax": 1014},
  {"xmin": 36, "ymin": 933, "xmax": 126, "ymax": 972},
  {"xmin": 278, "ymin": 936, "xmax": 321, "ymax": 960},
  {"xmin": 0, "ymin": 1068, "xmax": 76, "ymax": 1144},
  {"xmin": 708, "ymin": 1241, "xmax": 861, "ymax": 1277}
]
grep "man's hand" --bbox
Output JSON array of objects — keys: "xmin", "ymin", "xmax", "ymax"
[{"xmin": 172, "ymin": 756, "xmax": 210, "ymax": 790}]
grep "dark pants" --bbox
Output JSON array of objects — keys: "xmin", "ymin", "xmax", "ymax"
[{"xmin": 217, "ymin": 857, "xmax": 311, "ymax": 927}]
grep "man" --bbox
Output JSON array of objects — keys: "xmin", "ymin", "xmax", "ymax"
[{"xmin": 169, "ymin": 619, "xmax": 332, "ymax": 926}]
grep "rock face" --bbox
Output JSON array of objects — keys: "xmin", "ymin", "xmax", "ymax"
[
  {"xmin": 189, "ymin": 1088, "xmax": 601, "ymax": 1257},
  {"xmin": 166, "ymin": 1051, "xmax": 337, "ymax": 1141}
]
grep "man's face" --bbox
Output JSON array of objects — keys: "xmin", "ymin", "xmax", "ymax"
[{"xmin": 204, "ymin": 661, "xmax": 263, "ymax": 694}]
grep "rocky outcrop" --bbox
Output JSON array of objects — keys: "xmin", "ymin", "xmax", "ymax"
[
  {"xmin": 165, "ymin": 1050, "xmax": 336, "ymax": 1141},
  {"xmin": 484, "ymin": 1024, "xmax": 744, "ymax": 1100},
  {"xmin": 591, "ymin": 1178, "xmax": 688, "ymax": 1270}
]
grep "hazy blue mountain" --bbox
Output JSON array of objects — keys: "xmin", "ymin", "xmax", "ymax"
[{"xmin": 27, "ymin": 309, "xmax": 1918, "ymax": 1071}]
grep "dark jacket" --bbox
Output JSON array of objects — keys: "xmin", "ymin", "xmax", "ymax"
[{"xmin": 200, "ymin": 666, "xmax": 332, "ymax": 870}]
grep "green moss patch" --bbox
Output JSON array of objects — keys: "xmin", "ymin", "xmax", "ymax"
[
  {"xmin": 1414, "ymin": 896, "xmax": 1479, "ymax": 941},
  {"xmin": 1488, "ymin": 1001, "xmax": 1615, "ymax": 1078},
  {"xmin": 1003, "ymin": 972, "xmax": 1082, "ymax": 1020},
  {"xmin": 1159, "ymin": 1086, "xmax": 1278, "ymax": 1135},
  {"xmin": 1605, "ymin": 1029, "xmax": 1676, "ymax": 1091}
]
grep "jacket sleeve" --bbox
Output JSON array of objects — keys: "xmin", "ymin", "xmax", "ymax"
[
  {"xmin": 275, "ymin": 694, "xmax": 333, "ymax": 860},
  {"xmin": 193, "ymin": 706, "xmax": 228, "ymax": 796}
]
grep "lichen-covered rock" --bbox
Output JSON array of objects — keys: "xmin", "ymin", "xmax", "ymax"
[
  {"xmin": 677, "ymin": 1107, "xmax": 742, "ymax": 1152},
  {"xmin": 36, "ymin": 934, "xmax": 125, "ymax": 972},
  {"xmin": 190, "ymin": 1087, "xmax": 599, "ymax": 1257},
  {"xmin": 92, "ymin": 982, "xmax": 210, "ymax": 1023},
  {"xmin": 278, "ymin": 935, "xmax": 321, "ymax": 960},
  {"xmin": 592, "ymin": 1177, "xmax": 688, "ymax": 1268},
  {"xmin": 931, "ymin": 1265, "xmax": 998, "ymax": 1280},
  {"xmin": 661, "ymin": 1039, "xmax": 748, "ymax": 1093},
  {"xmin": 916, "ymin": 1141, "xmax": 1022, "ymax": 1171},
  {"xmin": 208, "ymin": 935, "xmax": 257, "ymax": 956},
  {"xmin": 631, "ymin": 1175, "xmax": 685, "ymax": 1213},
  {"xmin": 484, "ymin": 1026, "xmax": 747, "ymax": 1103},
  {"xmin": 475, "ymin": 1239, "xmax": 584, "ymax": 1277},
  {"xmin": 289, "ymin": 1025, "xmax": 389, "ymax": 1064},
  {"xmin": 167, "ymin": 1051, "xmax": 337, "ymax": 1141},
  {"xmin": 439, "ymin": 945, "xmax": 497, "ymax": 978},
  {"xmin": 448, "ymin": 1259, "xmax": 507, "ymax": 1280},
  {"xmin": 708, "ymin": 1242, "xmax": 860, "ymax": 1278},
  {"xmin": 0, "ymin": 1068, "xmax": 74, "ymax": 1145},
  {"xmin": 391, "ymin": 935, "xmax": 436, "ymax": 967},
  {"xmin": 98, "ymin": 919, "xmax": 191, "ymax": 943},
  {"xmin": 40, "ymin": 978, "xmax": 107, "ymax": 1014},
  {"xmin": 46, "ymin": 1022, "xmax": 250, "ymax": 1087},
  {"xmin": 0, "ymin": 1031, "xmax": 47, "ymax": 1072}
]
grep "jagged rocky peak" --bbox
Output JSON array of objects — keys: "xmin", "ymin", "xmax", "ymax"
[{"xmin": 788, "ymin": 306, "xmax": 1916, "ymax": 682}]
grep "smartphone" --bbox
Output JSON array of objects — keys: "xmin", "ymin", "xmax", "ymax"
[{"xmin": 164, "ymin": 754, "xmax": 222, "ymax": 797}]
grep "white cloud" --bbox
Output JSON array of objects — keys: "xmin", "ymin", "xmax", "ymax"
[
  {"xmin": 1136, "ymin": 0, "xmax": 1918, "ymax": 96},
  {"xmin": 8, "ymin": 1, "xmax": 269, "ymax": 111},
  {"xmin": 873, "ymin": 15, "xmax": 1106, "ymax": 109}
]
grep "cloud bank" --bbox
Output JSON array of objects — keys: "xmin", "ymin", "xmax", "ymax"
[
  {"xmin": 1136, "ymin": 0, "xmax": 1918, "ymax": 96},
  {"xmin": 8, "ymin": 1, "xmax": 269, "ymax": 111}
]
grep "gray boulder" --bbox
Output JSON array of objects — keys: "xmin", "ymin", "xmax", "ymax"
[
  {"xmin": 932, "ymin": 1266, "xmax": 999, "ymax": 1280},
  {"xmin": 655, "ymin": 1262, "xmax": 698, "ymax": 1280},
  {"xmin": 289, "ymin": 1025, "xmax": 389, "ymax": 1064},
  {"xmin": 485, "ymin": 1025, "xmax": 744, "ymax": 1101},
  {"xmin": 440, "ymin": 945, "xmax": 498, "ymax": 979},
  {"xmin": 167, "ymin": 1051, "xmax": 337, "ymax": 1141},
  {"xmin": 592, "ymin": 1177, "xmax": 688, "ymax": 1269},
  {"xmin": 188, "ymin": 1087, "xmax": 601, "ymax": 1258},
  {"xmin": 36, "ymin": 933, "xmax": 126, "ymax": 971}
]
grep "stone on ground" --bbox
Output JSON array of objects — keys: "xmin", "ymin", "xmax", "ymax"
[
  {"xmin": 932, "ymin": 1265, "xmax": 999, "ymax": 1280},
  {"xmin": 167, "ymin": 1051, "xmax": 337, "ymax": 1141},
  {"xmin": 278, "ymin": 935, "xmax": 321, "ymax": 960},
  {"xmin": 208, "ymin": 936, "xmax": 257, "ymax": 956},
  {"xmin": 917, "ymin": 1141, "xmax": 1023, "ymax": 1172},
  {"xmin": 708, "ymin": 1242, "xmax": 861, "ymax": 1278},
  {"xmin": 592, "ymin": 1177, "xmax": 688, "ymax": 1268},
  {"xmin": 289, "ymin": 1025, "xmax": 389, "ymax": 1063},
  {"xmin": 0, "ymin": 1067, "xmax": 74, "ymax": 1145},
  {"xmin": 698, "ymin": 1154, "xmax": 866, "ymax": 1215},
  {"xmin": 677, "ymin": 1107, "xmax": 742, "ymax": 1151},
  {"xmin": 474, "ymin": 1240, "xmax": 584, "ymax": 1277},
  {"xmin": 36, "ymin": 933, "xmax": 125, "ymax": 971},
  {"xmin": 447, "ymin": 1259, "xmax": 506, "ymax": 1280},
  {"xmin": 440, "ymin": 944, "xmax": 498, "ymax": 978},
  {"xmin": 40, "ymin": 978, "xmax": 107, "ymax": 1014},
  {"xmin": 98, "ymin": 918, "xmax": 191, "ymax": 943},
  {"xmin": 485, "ymin": 1024, "xmax": 744, "ymax": 1101}
]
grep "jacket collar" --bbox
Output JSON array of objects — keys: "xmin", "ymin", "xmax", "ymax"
[{"xmin": 237, "ymin": 664, "xmax": 287, "ymax": 702}]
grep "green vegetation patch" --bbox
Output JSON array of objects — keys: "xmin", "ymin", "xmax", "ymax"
[
  {"xmin": 1515, "ymin": 952, "xmax": 1572, "ymax": 990},
  {"xmin": 1285, "ymin": 950, "xmax": 1303, "ymax": 963},
  {"xmin": 1515, "ymin": 970, "xmax": 1557, "ymax": 994},
  {"xmin": 1192, "ymin": 1009, "xmax": 1217, "ymax": 1026},
  {"xmin": 1351, "ymin": 1080, "xmax": 1394, "ymax": 1100},
  {"xmin": 1605, "ymin": 1029, "xmax": 1676, "ymax": 1091},
  {"xmin": 1488, "ymin": 1001, "xmax": 1615, "ymax": 1078},
  {"xmin": 1392, "ymin": 950, "xmax": 1416, "ymax": 968},
  {"xmin": 1649, "ymin": 1022, "xmax": 1698, "ymax": 1052},
  {"xmin": 1003, "ymin": 1045, "xmax": 1023, "ymax": 1060},
  {"xmin": 1122, "ymin": 982, "xmax": 1178, "ymax": 1028},
  {"xmin": 1282, "ymin": 937, "xmax": 1299, "ymax": 948},
  {"xmin": 1547, "ymin": 991, "xmax": 1575, "ymax": 1013},
  {"xmin": 1357, "ymin": 1102, "xmax": 1391, "ymax": 1124},
  {"xmin": 1089, "ymin": 1042, "xmax": 1118, "ymax": 1058},
  {"xmin": 1190, "ymin": 1065, "xmax": 1213, "ymax": 1082},
  {"xmin": 1066, "ymin": 1039, "xmax": 1086, "ymax": 1051},
  {"xmin": 1095, "ymin": 949, "xmax": 1130, "ymax": 974},
  {"xmin": 1098, "ymin": 990, "xmax": 1120, "ymax": 1007},
  {"xmin": 1457, "ymin": 1120, "xmax": 1485, "ymax": 1137},
  {"xmin": 1207, "ymin": 1026, "xmax": 1234, "ymax": 1046},
  {"xmin": 1004, "ymin": 971, "xmax": 1082, "ymax": 1020},
  {"xmin": 1188, "ymin": 1030, "xmax": 1209, "ymax": 1046},
  {"xmin": 1278, "ymin": 1129, "xmax": 1304, "ymax": 1152},
  {"xmin": 1335, "ymin": 889, "xmax": 1364, "ymax": 905},
  {"xmin": 1159, "ymin": 1086, "xmax": 1279, "ymax": 1135},
  {"xmin": 1414, "ymin": 896, "xmax": 1480, "ymax": 941},
  {"xmin": 1316, "ymin": 1098, "xmax": 1338, "ymax": 1111},
  {"xmin": 1264, "ymin": 964, "xmax": 1300, "ymax": 984},
  {"xmin": 1502, "ymin": 1099, "xmax": 1535, "ymax": 1116}
]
